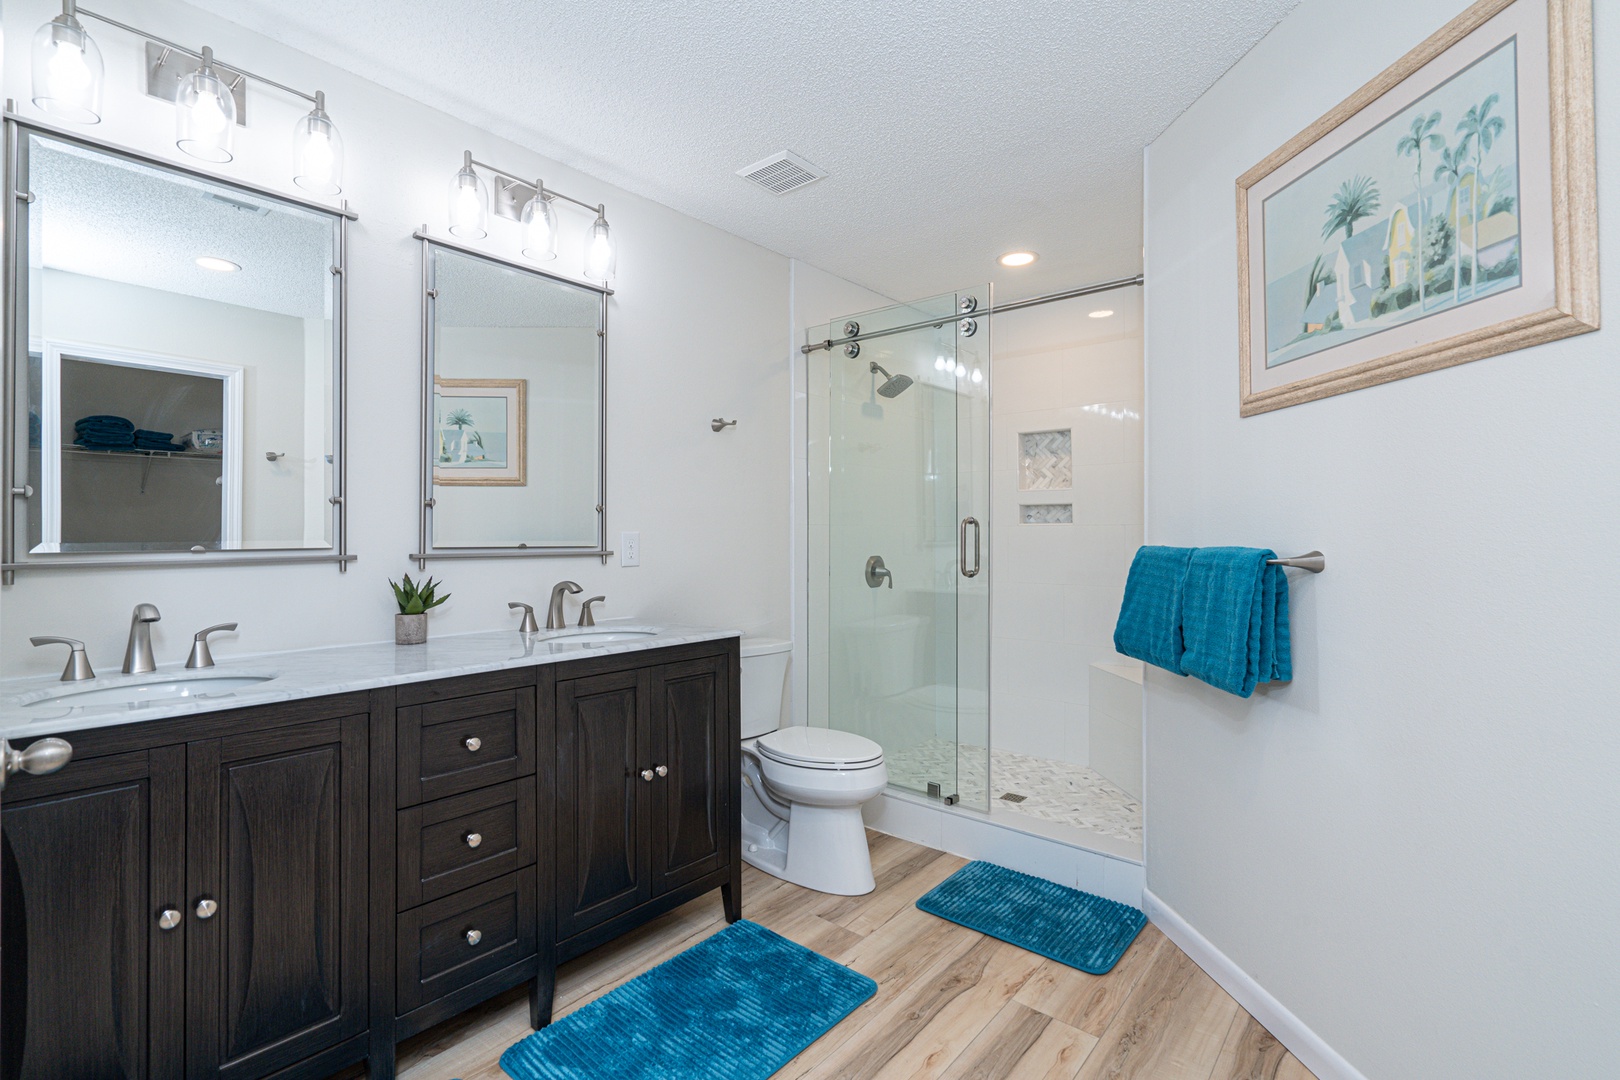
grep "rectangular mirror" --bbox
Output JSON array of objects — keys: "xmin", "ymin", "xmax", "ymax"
[
  {"xmin": 4, "ymin": 124, "xmax": 349, "ymax": 575},
  {"xmin": 416, "ymin": 238, "xmax": 606, "ymax": 561}
]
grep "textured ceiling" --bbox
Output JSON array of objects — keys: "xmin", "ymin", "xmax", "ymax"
[
  {"xmin": 32, "ymin": 138, "xmax": 333, "ymax": 319},
  {"xmin": 186, "ymin": 0, "xmax": 1300, "ymax": 302}
]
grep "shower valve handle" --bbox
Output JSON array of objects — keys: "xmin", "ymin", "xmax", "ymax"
[{"xmin": 865, "ymin": 555, "xmax": 893, "ymax": 589}]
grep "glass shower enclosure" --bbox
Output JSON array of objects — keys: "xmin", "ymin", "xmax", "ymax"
[{"xmin": 807, "ymin": 288, "xmax": 990, "ymax": 811}]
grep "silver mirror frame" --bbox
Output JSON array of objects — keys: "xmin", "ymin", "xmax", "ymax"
[
  {"xmin": 411, "ymin": 231, "xmax": 611, "ymax": 568},
  {"xmin": 1, "ymin": 110, "xmax": 357, "ymax": 583}
]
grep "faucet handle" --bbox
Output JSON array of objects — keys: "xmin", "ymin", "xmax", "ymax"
[
  {"xmin": 30, "ymin": 637, "xmax": 94, "ymax": 682},
  {"xmin": 579, "ymin": 596, "xmax": 606, "ymax": 627},
  {"xmin": 185, "ymin": 623, "xmax": 238, "ymax": 670},
  {"xmin": 508, "ymin": 602, "xmax": 540, "ymax": 634}
]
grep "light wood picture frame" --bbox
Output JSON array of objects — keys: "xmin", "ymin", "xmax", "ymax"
[
  {"xmin": 1237, "ymin": 0, "xmax": 1597, "ymax": 417},
  {"xmin": 432, "ymin": 378, "xmax": 527, "ymax": 486}
]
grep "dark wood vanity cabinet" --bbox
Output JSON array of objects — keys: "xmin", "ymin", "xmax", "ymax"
[{"xmin": 0, "ymin": 637, "xmax": 739, "ymax": 1080}]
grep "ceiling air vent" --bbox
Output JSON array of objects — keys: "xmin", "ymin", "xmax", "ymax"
[{"xmin": 737, "ymin": 151, "xmax": 826, "ymax": 195}]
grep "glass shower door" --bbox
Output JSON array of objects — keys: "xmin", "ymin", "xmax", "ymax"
[{"xmin": 808, "ymin": 287, "xmax": 990, "ymax": 811}]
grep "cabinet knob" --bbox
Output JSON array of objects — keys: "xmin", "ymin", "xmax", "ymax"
[
  {"xmin": 465, "ymin": 929, "xmax": 482, "ymax": 946},
  {"xmin": 157, "ymin": 908, "xmax": 182, "ymax": 930},
  {"xmin": 640, "ymin": 769, "xmax": 654, "ymax": 782},
  {"xmin": 464, "ymin": 736, "xmax": 482, "ymax": 752},
  {"xmin": 464, "ymin": 831, "xmax": 482, "ymax": 848},
  {"xmin": 655, "ymin": 764, "xmax": 669, "ymax": 778},
  {"xmin": 195, "ymin": 898, "xmax": 218, "ymax": 920}
]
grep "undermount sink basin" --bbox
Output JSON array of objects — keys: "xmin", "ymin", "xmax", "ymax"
[
  {"xmin": 542, "ymin": 627, "xmax": 661, "ymax": 646},
  {"xmin": 24, "ymin": 675, "xmax": 275, "ymax": 709}
]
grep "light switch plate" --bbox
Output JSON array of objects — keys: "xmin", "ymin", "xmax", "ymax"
[{"xmin": 620, "ymin": 532, "xmax": 640, "ymax": 567}]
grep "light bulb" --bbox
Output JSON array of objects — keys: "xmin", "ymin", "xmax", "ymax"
[
  {"xmin": 955, "ymin": 363, "xmax": 967, "ymax": 378},
  {"xmin": 293, "ymin": 94, "xmax": 344, "ymax": 195},
  {"xmin": 175, "ymin": 49, "xmax": 237, "ymax": 163},
  {"xmin": 971, "ymin": 368, "xmax": 983, "ymax": 383},
  {"xmin": 584, "ymin": 212, "xmax": 616, "ymax": 281},
  {"xmin": 521, "ymin": 188, "xmax": 557, "ymax": 262},
  {"xmin": 448, "ymin": 154, "xmax": 488, "ymax": 239},
  {"xmin": 31, "ymin": 13, "xmax": 104, "ymax": 124},
  {"xmin": 934, "ymin": 356, "xmax": 947, "ymax": 371}
]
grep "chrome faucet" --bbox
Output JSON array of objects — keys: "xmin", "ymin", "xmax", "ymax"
[
  {"xmin": 579, "ymin": 596, "xmax": 606, "ymax": 627},
  {"xmin": 122, "ymin": 603, "xmax": 162, "ymax": 674},
  {"xmin": 546, "ymin": 581, "xmax": 582, "ymax": 630}
]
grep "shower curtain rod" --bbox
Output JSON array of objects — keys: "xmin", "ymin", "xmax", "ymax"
[{"xmin": 799, "ymin": 273, "xmax": 1145, "ymax": 354}]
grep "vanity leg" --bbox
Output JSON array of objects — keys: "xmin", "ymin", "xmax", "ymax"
[
  {"xmin": 366, "ymin": 1043, "xmax": 397, "ymax": 1080},
  {"xmin": 531, "ymin": 966, "xmax": 556, "ymax": 1029},
  {"xmin": 721, "ymin": 872, "xmax": 742, "ymax": 924}
]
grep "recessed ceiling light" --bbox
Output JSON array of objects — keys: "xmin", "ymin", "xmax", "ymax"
[
  {"xmin": 1089, "ymin": 309, "xmax": 1114, "ymax": 319},
  {"xmin": 195, "ymin": 256, "xmax": 240, "ymax": 273},
  {"xmin": 998, "ymin": 251, "xmax": 1038, "ymax": 267}
]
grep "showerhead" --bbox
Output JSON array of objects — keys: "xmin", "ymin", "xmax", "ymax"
[{"xmin": 869, "ymin": 361, "xmax": 914, "ymax": 398}]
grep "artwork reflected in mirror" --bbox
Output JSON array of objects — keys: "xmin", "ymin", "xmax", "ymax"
[
  {"xmin": 14, "ymin": 132, "xmax": 341, "ymax": 556},
  {"xmin": 426, "ymin": 245, "xmax": 603, "ymax": 552}
]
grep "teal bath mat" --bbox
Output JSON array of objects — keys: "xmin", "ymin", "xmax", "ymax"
[
  {"xmin": 500, "ymin": 920, "xmax": 875, "ymax": 1080},
  {"xmin": 916, "ymin": 861, "xmax": 1146, "ymax": 975}
]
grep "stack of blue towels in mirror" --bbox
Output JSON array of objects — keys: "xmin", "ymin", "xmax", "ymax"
[
  {"xmin": 1113, "ymin": 546, "xmax": 1292, "ymax": 698},
  {"xmin": 73, "ymin": 415, "xmax": 185, "ymax": 452}
]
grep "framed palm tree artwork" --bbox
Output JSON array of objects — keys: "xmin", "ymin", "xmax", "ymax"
[
  {"xmin": 432, "ymin": 378, "xmax": 526, "ymax": 485},
  {"xmin": 1237, "ymin": 0, "xmax": 1597, "ymax": 416}
]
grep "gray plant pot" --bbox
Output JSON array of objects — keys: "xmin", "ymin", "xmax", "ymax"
[{"xmin": 395, "ymin": 612, "xmax": 428, "ymax": 646}]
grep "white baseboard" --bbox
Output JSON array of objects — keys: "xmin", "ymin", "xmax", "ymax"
[{"xmin": 1143, "ymin": 889, "xmax": 1368, "ymax": 1080}]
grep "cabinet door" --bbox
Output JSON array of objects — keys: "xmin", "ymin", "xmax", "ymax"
[
  {"xmin": 0, "ymin": 746, "xmax": 186, "ymax": 1080},
  {"xmin": 185, "ymin": 717, "xmax": 368, "ymax": 1080},
  {"xmin": 555, "ymin": 670, "xmax": 648, "ymax": 939},
  {"xmin": 648, "ymin": 656, "xmax": 730, "ymax": 897}
]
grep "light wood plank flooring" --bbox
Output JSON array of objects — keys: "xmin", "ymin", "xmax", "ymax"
[{"xmin": 379, "ymin": 834, "xmax": 1316, "ymax": 1080}]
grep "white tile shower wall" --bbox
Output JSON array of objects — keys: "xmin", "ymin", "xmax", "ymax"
[
  {"xmin": 1088, "ymin": 660, "xmax": 1143, "ymax": 800},
  {"xmin": 991, "ymin": 292, "xmax": 1144, "ymax": 766}
]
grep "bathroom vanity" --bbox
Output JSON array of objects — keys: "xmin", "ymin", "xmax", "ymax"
[{"xmin": 0, "ymin": 628, "xmax": 740, "ymax": 1080}]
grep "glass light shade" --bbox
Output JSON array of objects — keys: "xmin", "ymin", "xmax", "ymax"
[
  {"xmin": 521, "ymin": 192, "xmax": 557, "ymax": 262},
  {"xmin": 175, "ymin": 63, "xmax": 237, "ymax": 163},
  {"xmin": 31, "ymin": 15, "xmax": 104, "ymax": 124},
  {"xmin": 292, "ymin": 106, "xmax": 343, "ymax": 195},
  {"xmin": 583, "ymin": 216, "xmax": 616, "ymax": 281},
  {"xmin": 448, "ymin": 164, "xmax": 488, "ymax": 239}
]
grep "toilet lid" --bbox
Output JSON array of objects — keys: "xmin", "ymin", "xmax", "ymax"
[{"xmin": 756, "ymin": 727, "xmax": 883, "ymax": 769}]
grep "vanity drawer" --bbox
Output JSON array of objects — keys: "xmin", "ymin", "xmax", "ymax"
[
  {"xmin": 397, "ymin": 688, "xmax": 536, "ymax": 806},
  {"xmin": 396, "ymin": 871, "xmax": 537, "ymax": 1015},
  {"xmin": 397, "ymin": 780, "xmax": 537, "ymax": 909}
]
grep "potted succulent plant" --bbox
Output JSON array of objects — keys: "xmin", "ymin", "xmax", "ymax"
[{"xmin": 390, "ymin": 573, "xmax": 449, "ymax": 645}]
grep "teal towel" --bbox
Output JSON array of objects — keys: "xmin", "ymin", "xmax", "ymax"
[
  {"xmin": 1179, "ymin": 547, "xmax": 1292, "ymax": 698},
  {"xmin": 1114, "ymin": 546, "xmax": 1195, "ymax": 675}
]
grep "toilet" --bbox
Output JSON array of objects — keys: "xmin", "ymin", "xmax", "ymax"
[{"xmin": 739, "ymin": 637, "xmax": 888, "ymax": 896}]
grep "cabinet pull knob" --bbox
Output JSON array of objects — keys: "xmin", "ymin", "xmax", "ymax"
[
  {"xmin": 640, "ymin": 769, "xmax": 654, "ymax": 782},
  {"xmin": 158, "ymin": 908, "xmax": 182, "ymax": 930},
  {"xmin": 464, "ymin": 831, "xmax": 482, "ymax": 848},
  {"xmin": 464, "ymin": 736, "xmax": 482, "ymax": 752},
  {"xmin": 655, "ymin": 764, "xmax": 668, "ymax": 778},
  {"xmin": 195, "ymin": 898, "xmax": 218, "ymax": 920},
  {"xmin": 465, "ymin": 929, "xmax": 482, "ymax": 946}
]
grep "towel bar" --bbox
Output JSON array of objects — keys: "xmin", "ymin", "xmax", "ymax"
[{"xmin": 1267, "ymin": 551, "xmax": 1324, "ymax": 573}]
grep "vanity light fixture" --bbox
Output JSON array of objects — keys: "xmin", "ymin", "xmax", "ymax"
[
  {"xmin": 30, "ymin": 0, "xmax": 103, "ymax": 124},
  {"xmin": 195, "ymin": 256, "xmax": 240, "ymax": 272},
  {"xmin": 448, "ymin": 152, "xmax": 613, "ymax": 279},
  {"xmin": 998, "ymin": 251, "xmax": 1038, "ymax": 267},
  {"xmin": 28, "ymin": 2, "xmax": 345, "ymax": 191}
]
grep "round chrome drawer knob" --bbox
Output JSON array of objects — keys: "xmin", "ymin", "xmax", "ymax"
[
  {"xmin": 640, "ymin": 769, "xmax": 654, "ymax": 782},
  {"xmin": 655, "ymin": 765, "xmax": 668, "ymax": 778},
  {"xmin": 465, "ymin": 929, "xmax": 482, "ymax": 946},
  {"xmin": 158, "ymin": 909, "xmax": 182, "ymax": 930},
  {"xmin": 464, "ymin": 737, "xmax": 481, "ymax": 752},
  {"xmin": 464, "ymin": 831, "xmax": 482, "ymax": 848},
  {"xmin": 195, "ymin": 898, "xmax": 218, "ymax": 920}
]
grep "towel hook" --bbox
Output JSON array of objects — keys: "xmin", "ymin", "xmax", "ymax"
[
  {"xmin": 711, "ymin": 418, "xmax": 737, "ymax": 432},
  {"xmin": 1267, "ymin": 551, "xmax": 1324, "ymax": 573}
]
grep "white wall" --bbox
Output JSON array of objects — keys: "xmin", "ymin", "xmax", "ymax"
[
  {"xmin": 990, "ymin": 293, "xmax": 1143, "ymax": 767},
  {"xmin": 1143, "ymin": 2, "xmax": 1620, "ymax": 1077},
  {"xmin": 0, "ymin": 0, "xmax": 807, "ymax": 674}
]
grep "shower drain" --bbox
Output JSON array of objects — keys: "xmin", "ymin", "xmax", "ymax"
[{"xmin": 998, "ymin": 792, "xmax": 1028, "ymax": 804}]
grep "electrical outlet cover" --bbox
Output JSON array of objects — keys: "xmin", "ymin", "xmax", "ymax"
[{"xmin": 621, "ymin": 532, "xmax": 640, "ymax": 567}]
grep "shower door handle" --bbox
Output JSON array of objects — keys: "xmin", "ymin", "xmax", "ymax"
[{"xmin": 959, "ymin": 517, "xmax": 981, "ymax": 578}]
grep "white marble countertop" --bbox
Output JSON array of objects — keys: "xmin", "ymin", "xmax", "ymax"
[{"xmin": 0, "ymin": 622, "xmax": 740, "ymax": 740}]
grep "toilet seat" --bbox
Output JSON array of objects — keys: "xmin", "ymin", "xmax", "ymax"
[{"xmin": 756, "ymin": 727, "xmax": 883, "ymax": 770}]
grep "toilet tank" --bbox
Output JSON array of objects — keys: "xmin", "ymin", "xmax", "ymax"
[{"xmin": 739, "ymin": 637, "xmax": 792, "ymax": 739}]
